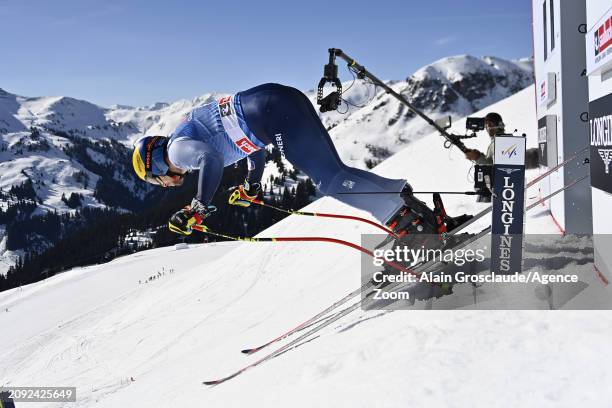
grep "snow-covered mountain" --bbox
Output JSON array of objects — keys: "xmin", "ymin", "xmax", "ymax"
[
  {"xmin": 0, "ymin": 88, "xmax": 220, "ymax": 273},
  {"xmin": 2, "ymin": 85, "xmax": 608, "ymax": 407},
  {"xmin": 0, "ymin": 54, "xmax": 532, "ymax": 274},
  {"xmin": 0, "ymin": 89, "xmax": 132, "ymax": 141}
]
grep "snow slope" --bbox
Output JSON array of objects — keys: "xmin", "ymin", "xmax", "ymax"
[{"xmin": 2, "ymin": 85, "xmax": 610, "ymax": 407}]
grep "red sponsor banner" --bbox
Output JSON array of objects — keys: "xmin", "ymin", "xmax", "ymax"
[
  {"xmin": 539, "ymin": 80, "xmax": 547, "ymax": 105},
  {"xmin": 587, "ymin": 8, "xmax": 612, "ymax": 75},
  {"xmin": 596, "ymin": 16, "xmax": 612, "ymax": 55},
  {"xmin": 236, "ymin": 137, "xmax": 258, "ymax": 154},
  {"xmin": 605, "ymin": 17, "xmax": 612, "ymax": 51}
]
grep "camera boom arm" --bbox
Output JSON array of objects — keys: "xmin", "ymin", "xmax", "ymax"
[{"xmin": 317, "ymin": 48, "xmax": 469, "ymax": 153}]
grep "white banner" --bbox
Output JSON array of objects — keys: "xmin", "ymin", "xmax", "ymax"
[
  {"xmin": 586, "ymin": 5, "xmax": 612, "ymax": 76},
  {"xmin": 494, "ymin": 135, "xmax": 526, "ymax": 166}
]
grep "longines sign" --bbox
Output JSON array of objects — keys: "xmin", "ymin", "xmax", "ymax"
[
  {"xmin": 589, "ymin": 93, "xmax": 612, "ymax": 194},
  {"xmin": 490, "ymin": 136, "xmax": 526, "ymax": 275}
]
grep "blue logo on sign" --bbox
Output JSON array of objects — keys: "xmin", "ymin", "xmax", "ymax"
[{"xmin": 502, "ymin": 144, "xmax": 518, "ymax": 158}]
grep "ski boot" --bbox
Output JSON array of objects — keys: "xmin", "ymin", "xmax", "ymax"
[
  {"xmin": 378, "ymin": 185, "xmax": 472, "ymax": 249},
  {"xmin": 385, "ymin": 184, "xmax": 439, "ymax": 242},
  {"xmin": 432, "ymin": 192, "xmax": 474, "ymax": 233}
]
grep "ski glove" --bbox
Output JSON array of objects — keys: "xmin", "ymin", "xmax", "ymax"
[
  {"xmin": 168, "ymin": 199, "xmax": 216, "ymax": 235},
  {"xmin": 228, "ymin": 180, "xmax": 261, "ymax": 208}
]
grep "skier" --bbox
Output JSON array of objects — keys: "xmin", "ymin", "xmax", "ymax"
[{"xmin": 132, "ymin": 83, "xmax": 440, "ymax": 236}]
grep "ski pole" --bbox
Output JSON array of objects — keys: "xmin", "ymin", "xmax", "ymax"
[
  {"xmin": 190, "ymin": 224, "xmax": 415, "ymax": 276},
  {"xmin": 336, "ymin": 146, "xmax": 590, "ymax": 197},
  {"xmin": 236, "ymin": 197, "xmax": 399, "ymax": 239},
  {"xmin": 336, "ymin": 191, "xmax": 479, "ymax": 195}
]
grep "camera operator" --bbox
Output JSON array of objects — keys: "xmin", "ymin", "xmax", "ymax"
[
  {"xmin": 464, "ymin": 112, "xmax": 538, "ymax": 168},
  {"xmin": 464, "ymin": 112, "xmax": 504, "ymax": 164}
]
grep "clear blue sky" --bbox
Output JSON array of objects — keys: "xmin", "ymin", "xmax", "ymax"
[{"xmin": 0, "ymin": 0, "xmax": 532, "ymax": 107}]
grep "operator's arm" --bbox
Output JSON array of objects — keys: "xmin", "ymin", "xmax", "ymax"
[
  {"xmin": 473, "ymin": 141, "xmax": 494, "ymax": 165},
  {"xmin": 473, "ymin": 152, "xmax": 493, "ymax": 165}
]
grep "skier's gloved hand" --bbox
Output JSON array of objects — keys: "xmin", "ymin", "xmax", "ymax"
[
  {"xmin": 228, "ymin": 179, "xmax": 261, "ymax": 207},
  {"xmin": 168, "ymin": 199, "xmax": 216, "ymax": 235},
  {"xmin": 189, "ymin": 197, "xmax": 215, "ymax": 217}
]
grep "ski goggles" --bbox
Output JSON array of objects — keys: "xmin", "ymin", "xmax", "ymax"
[
  {"xmin": 140, "ymin": 136, "xmax": 170, "ymax": 184},
  {"xmin": 144, "ymin": 173, "xmax": 165, "ymax": 186}
]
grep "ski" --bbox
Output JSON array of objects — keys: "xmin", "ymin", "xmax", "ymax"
[
  {"xmin": 203, "ymin": 240, "xmax": 468, "ymax": 386},
  {"xmin": 525, "ymin": 145, "xmax": 588, "ymax": 188},
  {"xmin": 203, "ymin": 297, "xmax": 361, "ymax": 386},
  {"xmin": 203, "ymin": 174, "xmax": 589, "ymax": 386},
  {"xmin": 240, "ymin": 284, "xmax": 369, "ymax": 355},
  {"xmin": 234, "ymin": 155, "xmax": 590, "ymax": 357},
  {"xmin": 239, "ymin": 195, "xmax": 454, "ymax": 355}
]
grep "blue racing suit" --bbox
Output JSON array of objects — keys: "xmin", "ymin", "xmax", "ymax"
[{"xmin": 167, "ymin": 83, "xmax": 406, "ymax": 223}]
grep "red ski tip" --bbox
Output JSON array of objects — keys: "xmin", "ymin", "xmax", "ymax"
[{"xmin": 241, "ymin": 348, "xmax": 256, "ymax": 354}]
